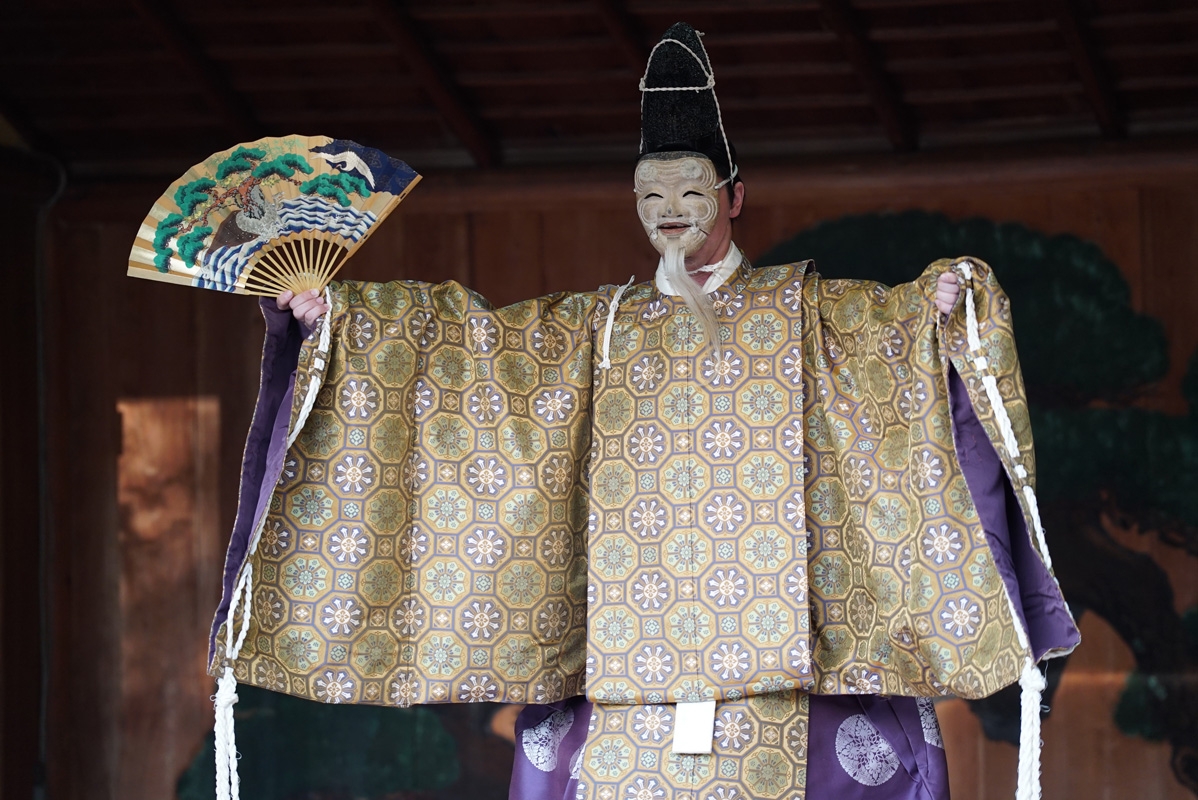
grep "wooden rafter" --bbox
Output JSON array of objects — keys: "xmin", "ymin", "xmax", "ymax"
[
  {"xmin": 367, "ymin": 0, "xmax": 500, "ymax": 168},
  {"xmin": 816, "ymin": 0, "xmax": 917, "ymax": 151},
  {"xmin": 594, "ymin": 0, "xmax": 648, "ymax": 73},
  {"xmin": 126, "ymin": 0, "xmax": 261, "ymax": 142},
  {"xmin": 1051, "ymin": 0, "xmax": 1125, "ymax": 138}
]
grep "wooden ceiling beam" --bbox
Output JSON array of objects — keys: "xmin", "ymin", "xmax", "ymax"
[
  {"xmin": 366, "ymin": 0, "xmax": 500, "ymax": 168},
  {"xmin": 126, "ymin": 0, "xmax": 261, "ymax": 142},
  {"xmin": 594, "ymin": 0, "xmax": 649, "ymax": 73},
  {"xmin": 816, "ymin": 0, "xmax": 917, "ymax": 151},
  {"xmin": 1050, "ymin": 0, "xmax": 1124, "ymax": 138}
]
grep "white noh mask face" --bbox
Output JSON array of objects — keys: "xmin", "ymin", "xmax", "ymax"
[{"xmin": 635, "ymin": 155, "xmax": 723, "ymax": 257}]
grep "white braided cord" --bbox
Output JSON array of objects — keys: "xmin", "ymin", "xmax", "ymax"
[
  {"xmin": 955, "ymin": 259, "xmax": 1050, "ymax": 800},
  {"xmin": 214, "ymin": 287, "xmax": 335, "ymax": 800},
  {"xmin": 599, "ymin": 276, "xmax": 636, "ymax": 369}
]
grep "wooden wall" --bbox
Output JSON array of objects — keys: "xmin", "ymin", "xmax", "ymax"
[{"xmin": 39, "ymin": 145, "xmax": 1198, "ymax": 800}]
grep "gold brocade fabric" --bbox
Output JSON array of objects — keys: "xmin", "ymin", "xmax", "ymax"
[
  {"xmin": 212, "ymin": 257, "xmax": 1050, "ymax": 710},
  {"xmin": 577, "ymin": 692, "xmax": 810, "ymax": 800}
]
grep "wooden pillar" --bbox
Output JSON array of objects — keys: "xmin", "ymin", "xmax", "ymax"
[{"xmin": 0, "ymin": 147, "xmax": 62, "ymax": 800}]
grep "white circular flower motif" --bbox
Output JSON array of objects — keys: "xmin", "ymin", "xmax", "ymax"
[
  {"xmin": 410, "ymin": 310, "xmax": 437, "ymax": 346},
  {"xmin": 630, "ymin": 499, "xmax": 667, "ymax": 538},
  {"xmin": 781, "ymin": 417, "xmax": 804, "ymax": 456},
  {"xmin": 340, "ymin": 379, "xmax": 378, "ymax": 420},
  {"xmin": 346, "ymin": 312, "xmax": 375, "ymax": 349},
  {"xmin": 634, "ymin": 645, "xmax": 673, "ymax": 683},
  {"xmin": 538, "ymin": 601, "xmax": 570, "ymax": 640},
  {"xmin": 632, "ymin": 705, "xmax": 673, "ymax": 742},
  {"xmin": 259, "ymin": 520, "xmax": 290, "ymax": 557},
  {"xmin": 465, "ymin": 528, "xmax": 505, "ymax": 566},
  {"xmin": 836, "ymin": 714, "xmax": 900, "ymax": 786},
  {"xmin": 703, "ymin": 420, "xmax": 744, "ymax": 459},
  {"xmin": 412, "ymin": 378, "xmax": 433, "ymax": 418},
  {"xmin": 631, "ymin": 354, "xmax": 665, "ymax": 390},
  {"xmin": 334, "ymin": 455, "xmax": 374, "ymax": 494},
  {"xmin": 707, "ymin": 567, "xmax": 747, "ymax": 607},
  {"xmin": 329, "ymin": 525, "xmax": 367, "ymax": 564},
  {"xmin": 541, "ymin": 529, "xmax": 572, "ymax": 567},
  {"xmin": 845, "ymin": 666, "xmax": 882, "ymax": 694},
  {"xmin": 321, "ymin": 597, "xmax": 362, "ymax": 635},
  {"xmin": 714, "ymin": 709, "xmax": 752, "ymax": 749},
  {"xmin": 941, "ymin": 597, "xmax": 981, "ymax": 638},
  {"xmin": 784, "ymin": 490, "xmax": 805, "ymax": 530},
  {"xmin": 532, "ymin": 325, "xmax": 567, "ymax": 360},
  {"xmin": 781, "ymin": 345, "xmax": 804, "ymax": 385},
  {"xmin": 395, "ymin": 598, "xmax": 425, "ymax": 636},
  {"xmin": 400, "ymin": 525, "xmax": 428, "ymax": 564},
  {"xmin": 786, "ymin": 565, "xmax": 808, "ymax": 602},
  {"xmin": 632, "ymin": 571, "xmax": 669, "ymax": 610},
  {"xmin": 789, "ymin": 641, "xmax": 813, "ymax": 675},
  {"xmin": 469, "ymin": 317, "xmax": 497, "ymax": 353},
  {"xmin": 923, "ymin": 523, "xmax": 962, "ymax": 564},
  {"xmin": 543, "ymin": 456, "xmax": 573, "ymax": 494},
  {"xmin": 711, "ymin": 642, "xmax": 750, "ymax": 681},
  {"xmin": 705, "ymin": 494, "xmax": 745, "ymax": 533},
  {"xmin": 629, "ymin": 425, "xmax": 665, "ymax": 464},
  {"xmin": 462, "ymin": 600, "xmax": 501, "ymax": 640},
  {"xmin": 845, "ymin": 455, "xmax": 873, "ymax": 498},
  {"xmin": 403, "ymin": 453, "xmax": 428, "ymax": 492},
  {"xmin": 535, "ymin": 389, "xmax": 574, "ymax": 422},
  {"xmin": 879, "ymin": 325, "xmax": 904, "ymax": 358},
  {"xmin": 782, "ymin": 281, "xmax": 803, "ymax": 312},
  {"xmin": 702, "ymin": 350, "xmax": 743, "ymax": 387},
  {"xmin": 459, "ymin": 674, "xmax": 498, "ymax": 702},
  {"xmin": 913, "ymin": 449, "xmax": 944, "ymax": 490},
  {"xmin": 628, "ymin": 776, "xmax": 666, "ymax": 800},
  {"xmin": 467, "ymin": 457, "xmax": 507, "ymax": 496},
  {"xmin": 390, "ymin": 673, "xmax": 419, "ymax": 707},
  {"xmin": 316, "ymin": 670, "xmax": 354, "ymax": 704},
  {"xmin": 468, "ymin": 384, "xmax": 503, "ymax": 423}
]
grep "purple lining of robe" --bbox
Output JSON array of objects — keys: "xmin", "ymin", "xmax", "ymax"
[
  {"xmin": 208, "ymin": 301, "xmax": 305, "ymax": 663},
  {"xmin": 948, "ymin": 366, "xmax": 1080, "ymax": 660}
]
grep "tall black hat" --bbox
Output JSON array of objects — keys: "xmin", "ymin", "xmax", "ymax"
[{"xmin": 638, "ymin": 22, "xmax": 737, "ymax": 182}]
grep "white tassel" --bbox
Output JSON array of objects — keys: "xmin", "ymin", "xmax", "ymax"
[
  {"xmin": 1016, "ymin": 660, "xmax": 1047, "ymax": 800},
  {"xmin": 213, "ymin": 561, "xmax": 253, "ymax": 800}
]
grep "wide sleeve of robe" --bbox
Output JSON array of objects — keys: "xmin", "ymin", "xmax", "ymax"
[
  {"xmin": 209, "ymin": 278, "xmax": 603, "ymax": 707},
  {"xmin": 801, "ymin": 257, "xmax": 1079, "ymax": 699}
]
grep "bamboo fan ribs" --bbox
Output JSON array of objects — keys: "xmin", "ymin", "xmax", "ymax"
[
  {"xmin": 127, "ymin": 135, "xmax": 420, "ymax": 297},
  {"xmin": 245, "ymin": 232, "xmax": 351, "ymax": 297}
]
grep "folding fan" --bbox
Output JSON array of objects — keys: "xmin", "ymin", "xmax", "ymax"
[{"xmin": 128, "ymin": 135, "xmax": 420, "ymax": 296}]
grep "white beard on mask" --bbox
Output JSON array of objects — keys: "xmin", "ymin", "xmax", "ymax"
[{"xmin": 660, "ymin": 237, "xmax": 721, "ymax": 357}]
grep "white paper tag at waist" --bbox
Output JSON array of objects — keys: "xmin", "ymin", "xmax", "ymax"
[{"xmin": 671, "ymin": 700, "xmax": 716, "ymax": 754}]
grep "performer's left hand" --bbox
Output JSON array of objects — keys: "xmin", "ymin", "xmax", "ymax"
[{"xmin": 934, "ymin": 272, "xmax": 960, "ymax": 316}]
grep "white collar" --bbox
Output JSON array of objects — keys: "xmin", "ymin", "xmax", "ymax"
[{"xmin": 654, "ymin": 241, "xmax": 741, "ymax": 296}]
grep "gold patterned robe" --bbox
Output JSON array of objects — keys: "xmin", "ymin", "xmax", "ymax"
[{"xmin": 210, "ymin": 254, "xmax": 1077, "ymax": 797}]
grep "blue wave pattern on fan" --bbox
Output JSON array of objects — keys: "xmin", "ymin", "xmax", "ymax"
[{"xmin": 194, "ymin": 196, "xmax": 379, "ymax": 291}]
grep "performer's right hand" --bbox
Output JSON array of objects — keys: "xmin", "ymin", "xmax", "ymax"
[{"xmin": 278, "ymin": 289, "xmax": 329, "ymax": 328}]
